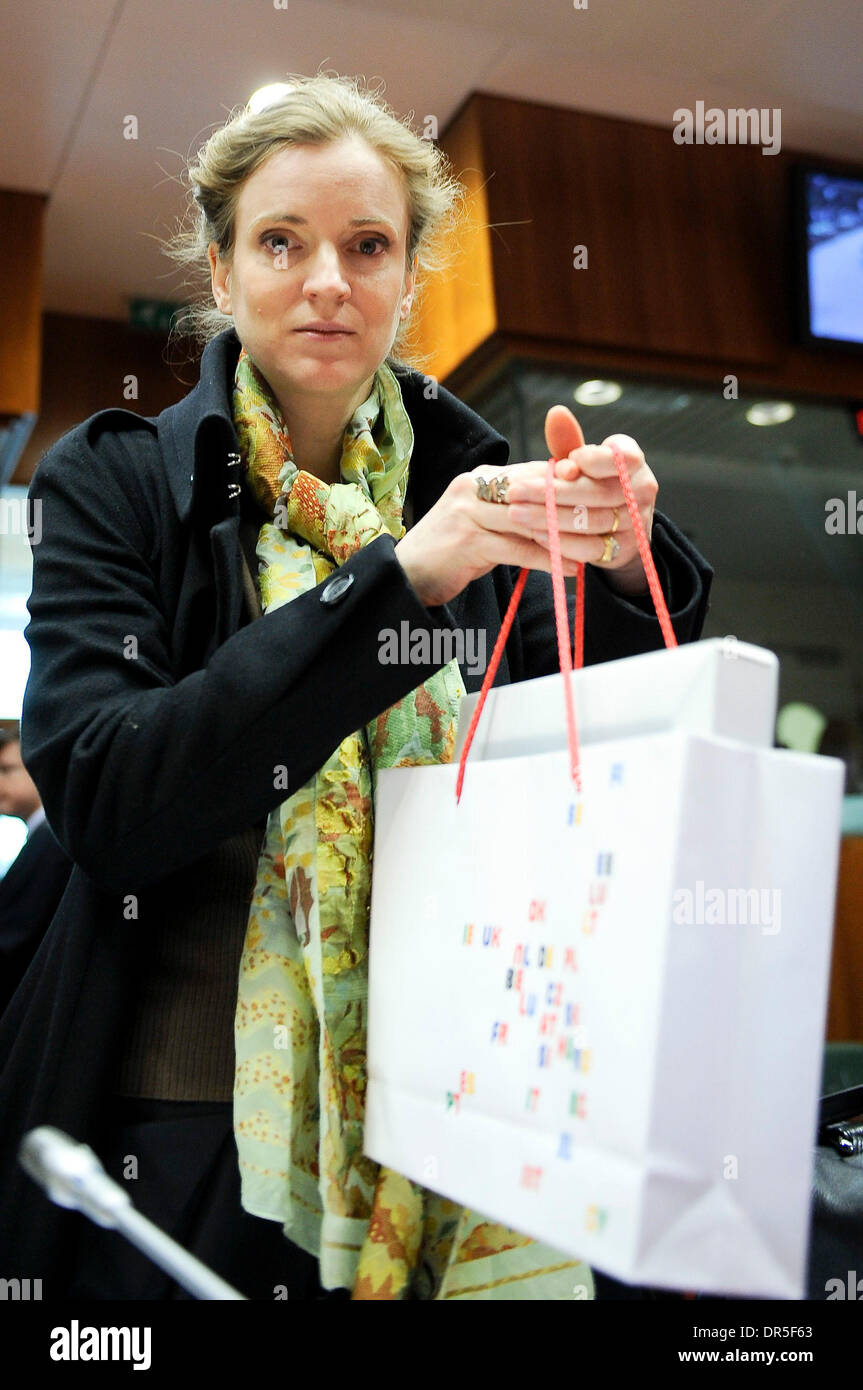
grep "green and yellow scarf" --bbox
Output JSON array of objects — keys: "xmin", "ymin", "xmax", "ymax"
[{"xmin": 232, "ymin": 346, "xmax": 593, "ymax": 1300}]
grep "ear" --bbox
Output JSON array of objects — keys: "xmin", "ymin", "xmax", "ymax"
[{"xmin": 208, "ymin": 242, "xmax": 232, "ymax": 314}]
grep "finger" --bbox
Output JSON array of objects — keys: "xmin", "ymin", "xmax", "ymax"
[
  {"xmin": 473, "ymin": 458, "xmax": 570, "ymax": 487},
  {"xmin": 506, "ymin": 469, "xmax": 649, "ymax": 509},
  {"xmin": 508, "ymin": 502, "xmax": 629, "ymax": 536},
  {"xmin": 477, "ymin": 524, "xmax": 595, "ymax": 578},
  {"xmin": 470, "ymin": 461, "xmax": 556, "ymax": 505},
  {"xmin": 505, "ymin": 447, "xmax": 634, "ymax": 500},
  {"xmin": 464, "ymin": 486, "xmax": 614, "ymax": 571},
  {"xmin": 558, "ymin": 441, "xmax": 644, "ymax": 484},
  {"xmin": 544, "ymin": 405, "xmax": 585, "ymax": 466},
  {"xmin": 596, "ymin": 435, "xmax": 645, "ymax": 479},
  {"xmin": 527, "ymin": 529, "xmax": 639, "ymax": 568},
  {"xmin": 472, "ymin": 495, "xmax": 549, "ymax": 539},
  {"xmin": 476, "ymin": 497, "xmax": 641, "ymax": 574}
]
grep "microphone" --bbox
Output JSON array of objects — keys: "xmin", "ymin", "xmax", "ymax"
[
  {"xmin": 19, "ymin": 1127, "xmax": 247, "ymax": 1299},
  {"xmin": 20, "ymin": 1126, "xmax": 131, "ymax": 1225}
]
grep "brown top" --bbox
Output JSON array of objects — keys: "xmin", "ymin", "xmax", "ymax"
[{"xmin": 114, "ymin": 505, "xmax": 268, "ymax": 1101}]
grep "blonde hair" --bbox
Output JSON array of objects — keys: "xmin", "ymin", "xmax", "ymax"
[{"xmin": 164, "ymin": 72, "xmax": 467, "ymax": 372}]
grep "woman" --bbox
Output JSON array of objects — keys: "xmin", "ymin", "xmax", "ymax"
[{"xmin": 0, "ymin": 74, "xmax": 713, "ymax": 1300}]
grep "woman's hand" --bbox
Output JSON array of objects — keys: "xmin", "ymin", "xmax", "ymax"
[
  {"xmin": 394, "ymin": 468, "xmax": 572, "ymax": 607},
  {"xmin": 504, "ymin": 406, "xmax": 658, "ymax": 598},
  {"xmin": 394, "ymin": 405, "xmax": 658, "ymax": 608}
]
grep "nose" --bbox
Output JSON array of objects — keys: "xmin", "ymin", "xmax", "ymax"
[{"xmin": 303, "ymin": 242, "xmax": 350, "ymax": 301}]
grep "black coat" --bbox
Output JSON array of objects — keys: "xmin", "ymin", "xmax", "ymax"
[
  {"xmin": 0, "ymin": 820, "xmax": 73, "ymax": 1015},
  {"xmin": 0, "ymin": 327, "xmax": 713, "ymax": 1291}
]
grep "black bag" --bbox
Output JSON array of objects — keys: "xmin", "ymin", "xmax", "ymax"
[{"xmin": 806, "ymin": 1083, "xmax": 863, "ymax": 1299}]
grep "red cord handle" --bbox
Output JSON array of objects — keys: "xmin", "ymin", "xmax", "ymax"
[{"xmin": 454, "ymin": 445, "xmax": 678, "ymax": 803}]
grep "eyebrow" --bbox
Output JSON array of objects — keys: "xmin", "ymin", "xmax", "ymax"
[{"xmin": 249, "ymin": 212, "xmax": 399, "ymax": 235}]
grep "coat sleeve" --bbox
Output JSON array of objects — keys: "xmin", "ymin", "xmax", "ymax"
[
  {"xmin": 511, "ymin": 510, "xmax": 714, "ymax": 679},
  {"xmin": 20, "ymin": 430, "xmax": 463, "ymax": 895}
]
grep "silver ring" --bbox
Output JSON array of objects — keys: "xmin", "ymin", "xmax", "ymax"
[{"xmin": 476, "ymin": 473, "xmax": 510, "ymax": 504}]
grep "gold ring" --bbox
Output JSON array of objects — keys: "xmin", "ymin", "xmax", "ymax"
[
  {"xmin": 611, "ymin": 507, "xmax": 620, "ymax": 534},
  {"xmin": 599, "ymin": 534, "xmax": 621, "ymax": 564}
]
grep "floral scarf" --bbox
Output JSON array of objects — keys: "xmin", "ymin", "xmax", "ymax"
[{"xmin": 231, "ymin": 346, "xmax": 593, "ymax": 1300}]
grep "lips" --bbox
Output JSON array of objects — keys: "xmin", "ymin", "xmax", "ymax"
[{"xmin": 294, "ymin": 325, "xmax": 353, "ymax": 335}]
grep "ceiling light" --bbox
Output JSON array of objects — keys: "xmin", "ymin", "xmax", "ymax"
[
  {"xmin": 573, "ymin": 380, "xmax": 622, "ymax": 407},
  {"xmin": 247, "ymin": 83, "xmax": 295, "ymax": 114},
  {"xmin": 745, "ymin": 402, "xmax": 796, "ymax": 426}
]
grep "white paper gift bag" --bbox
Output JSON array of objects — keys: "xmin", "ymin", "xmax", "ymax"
[
  {"xmin": 364, "ymin": 452, "xmax": 846, "ymax": 1298},
  {"xmin": 366, "ymin": 730, "xmax": 844, "ymax": 1298},
  {"xmin": 453, "ymin": 635, "xmax": 780, "ymax": 760}
]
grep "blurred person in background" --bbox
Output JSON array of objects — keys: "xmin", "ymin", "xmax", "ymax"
[{"xmin": 0, "ymin": 724, "xmax": 72, "ymax": 1014}]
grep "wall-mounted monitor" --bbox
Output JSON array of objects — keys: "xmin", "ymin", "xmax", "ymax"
[{"xmin": 795, "ymin": 164, "xmax": 863, "ymax": 353}]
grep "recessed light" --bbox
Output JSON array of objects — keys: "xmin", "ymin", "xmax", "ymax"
[
  {"xmin": 573, "ymin": 380, "xmax": 622, "ymax": 407},
  {"xmin": 745, "ymin": 402, "xmax": 796, "ymax": 426},
  {"xmin": 248, "ymin": 83, "xmax": 295, "ymax": 114}
]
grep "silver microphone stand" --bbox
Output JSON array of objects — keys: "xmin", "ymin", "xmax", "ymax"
[{"xmin": 19, "ymin": 1126, "xmax": 247, "ymax": 1300}]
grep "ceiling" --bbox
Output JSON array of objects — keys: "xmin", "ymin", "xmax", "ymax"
[{"xmin": 2, "ymin": 0, "xmax": 862, "ymax": 322}]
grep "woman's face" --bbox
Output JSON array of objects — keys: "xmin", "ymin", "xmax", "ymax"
[{"xmin": 208, "ymin": 136, "xmax": 415, "ymax": 416}]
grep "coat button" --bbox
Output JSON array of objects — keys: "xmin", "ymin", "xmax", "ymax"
[{"xmin": 320, "ymin": 573, "xmax": 354, "ymax": 605}]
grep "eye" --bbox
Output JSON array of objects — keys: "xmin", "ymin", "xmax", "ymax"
[
  {"xmin": 261, "ymin": 232, "xmax": 293, "ymax": 254},
  {"xmin": 355, "ymin": 235, "xmax": 390, "ymax": 256},
  {"xmin": 259, "ymin": 231, "xmax": 390, "ymax": 258}
]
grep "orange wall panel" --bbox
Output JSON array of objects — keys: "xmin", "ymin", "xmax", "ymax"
[{"xmin": 0, "ymin": 190, "xmax": 46, "ymax": 416}]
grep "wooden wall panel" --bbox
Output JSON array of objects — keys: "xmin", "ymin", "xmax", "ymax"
[
  {"xmin": 827, "ymin": 836, "xmax": 863, "ymax": 1042},
  {"xmin": 419, "ymin": 93, "xmax": 863, "ymax": 402},
  {"xmin": 13, "ymin": 313, "xmax": 199, "ymax": 486},
  {"xmin": 479, "ymin": 95, "xmax": 781, "ymax": 362},
  {"xmin": 0, "ymin": 190, "xmax": 47, "ymax": 416},
  {"xmin": 409, "ymin": 102, "xmax": 497, "ymax": 382}
]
